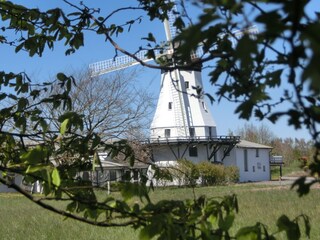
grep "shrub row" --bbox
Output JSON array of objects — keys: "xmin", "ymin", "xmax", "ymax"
[{"xmin": 172, "ymin": 159, "xmax": 239, "ymax": 187}]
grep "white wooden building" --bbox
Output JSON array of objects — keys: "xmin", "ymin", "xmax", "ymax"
[
  {"xmin": 89, "ymin": 152, "xmax": 149, "ymax": 186},
  {"xmin": 223, "ymin": 140, "xmax": 272, "ymax": 182}
]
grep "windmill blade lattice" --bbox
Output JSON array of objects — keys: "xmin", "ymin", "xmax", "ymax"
[{"xmin": 89, "ymin": 50, "xmax": 153, "ymax": 76}]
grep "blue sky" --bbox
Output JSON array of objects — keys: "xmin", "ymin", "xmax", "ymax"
[{"xmin": 1, "ymin": 0, "xmax": 314, "ymax": 140}]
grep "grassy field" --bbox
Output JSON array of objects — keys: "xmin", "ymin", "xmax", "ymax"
[{"xmin": 1, "ymin": 182, "xmax": 320, "ymax": 240}]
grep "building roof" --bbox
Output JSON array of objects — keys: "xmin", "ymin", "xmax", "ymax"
[
  {"xmin": 96, "ymin": 152, "xmax": 149, "ymax": 169},
  {"xmin": 236, "ymin": 139, "xmax": 272, "ymax": 149}
]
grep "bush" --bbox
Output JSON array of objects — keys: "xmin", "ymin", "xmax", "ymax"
[
  {"xmin": 197, "ymin": 162, "xmax": 225, "ymax": 186},
  {"xmin": 174, "ymin": 159, "xmax": 199, "ymax": 187},
  {"xmin": 224, "ymin": 166, "xmax": 239, "ymax": 183},
  {"xmin": 109, "ymin": 181, "xmax": 121, "ymax": 192},
  {"xmin": 155, "ymin": 160, "xmax": 239, "ymax": 187},
  {"xmin": 197, "ymin": 162, "xmax": 239, "ymax": 186}
]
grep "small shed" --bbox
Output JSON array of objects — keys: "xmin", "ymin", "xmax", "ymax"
[
  {"xmin": 232, "ymin": 140, "xmax": 272, "ymax": 182},
  {"xmin": 80, "ymin": 152, "xmax": 149, "ymax": 187}
]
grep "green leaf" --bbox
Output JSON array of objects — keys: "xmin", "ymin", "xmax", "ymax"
[
  {"xmin": 219, "ymin": 212, "xmax": 235, "ymax": 231},
  {"xmin": 235, "ymin": 35, "xmax": 256, "ymax": 69},
  {"xmin": 208, "ymin": 214, "xmax": 217, "ymax": 226},
  {"xmin": 14, "ymin": 115, "xmax": 27, "ymax": 131},
  {"xmin": 26, "ymin": 164, "xmax": 47, "ymax": 173},
  {"xmin": 305, "ymin": 96, "xmax": 316, "ymax": 105},
  {"xmin": 66, "ymin": 201, "xmax": 77, "ymax": 213},
  {"xmin": 146, "ymin": 49, "xmax": 156, "ymax": 59},
  {"xmin": 301, "ymin": 215, "xmax": 311, "ymax": 238},
  {"xmin": 60, "ymin": 118, "xmax": 69, "ymax": 134},
  {"xmin": 51, "ymin": 168, "xmax": 61, "ymax": 187},
  {"xmin": 139, "ymin": 214, "xmax": 168, "ymax": 240},
  {"xmin": 17, "ymin": 97, "xmax": 28, "ymax": 111},
  {"xmin": 140, "ymin": 225, "xmax": 156, "ymax": 240},
  {"xmin": 92, "ymin": 151, "xmax": 103, "ymax": 171},
  {"xmin": 70, "ymin": 33, "xmax": 84, "ymax": 49},
  {"xmin": 236, "ymin": 226, "xmax": 259, "ymax": 240},
  {"xmin": 142, "ymin": 33, "xmax": 156, "ymax": 43},
  {"xmin": 20, "ymin": 145, "xmax": 48, "ymax": 164},
  {"xmin": 235, "ymin": 100, "xmax": 254, "ymax": 120},
  {"xmin": 276, "ymin": 215, "xmax": 301, "ymax": 240},
  {"xmin": 287, "ymin": 110, "xmax": 302, "ymax": 129},
  {"xmin": 58, "ymin": 112, "xmax": 84, "ymax": 132},
  {"xmin": 57, "ymin": 72, "xmax": 67, "ymax": 81},
  {"xmin": 265, "ymin": 69, "xmax": 282, "ymax": 88},
  {"xmin": 120, "ymin": 182, "xmax": 150, "ymax": 203},
  {"xmin": 291, "ymin": 176, "xmax": 310, "ymax": 197},
  {"xmin": 0, "ymin": 93, "xmax": 6, "ymax": 101}
]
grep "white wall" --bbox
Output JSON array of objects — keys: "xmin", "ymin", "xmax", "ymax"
[
  {"xmin": 221, "ymin": 148, "xmax": 237, "ymax": 166},
  {"xmin": 150, "ymin": 69, "xmax": 217, "ymax": 139},
  {"xmin": 152, "ymin": 143, "xmax": 210, "ymax": 163},
  {"xmin": 235, "ymin": 148, "xmax": 270, "ymax": 182}
]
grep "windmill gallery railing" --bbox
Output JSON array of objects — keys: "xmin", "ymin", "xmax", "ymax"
[{"xmin": 145, "ymin": 135, "xmax": 241, "ymax": 145}]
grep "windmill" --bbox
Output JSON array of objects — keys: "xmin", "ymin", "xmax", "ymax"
[{"xmin": 89, "ymin": 0, "xmax": 257, "ymax": 163}]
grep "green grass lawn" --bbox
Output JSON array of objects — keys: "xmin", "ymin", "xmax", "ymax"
[{"xmin": 1, "ymin": 183, "xmax": 319, "ymax": 239}]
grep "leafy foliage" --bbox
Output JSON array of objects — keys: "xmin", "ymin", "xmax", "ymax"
[{"xmin": 197, "ymin": 161, "xmax": 239, "ymax": 186}]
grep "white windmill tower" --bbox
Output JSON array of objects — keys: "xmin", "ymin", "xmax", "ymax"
[
  {"xmin": 89, "ymin": 0, "xmax": 258, "ymax": 164},
  {"xmin": 149, "ymin": 3, "xmax": 217, "ymax": 141}
]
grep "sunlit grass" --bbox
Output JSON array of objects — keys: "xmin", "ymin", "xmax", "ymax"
[
  {"xmin": 0, "ymin": 193, "xmax": 137, "ymax": 240},
  {"xmin": 1, "ymin": 183, "xmax": 319, "ymax": 239}
]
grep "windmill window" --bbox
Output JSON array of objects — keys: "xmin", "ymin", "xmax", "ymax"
[
  {"xmin": 185, "ymin": 81, "xmax": 189, "ymax": 89},
  {"xmin": 256, "ymin": 149, "xmax": 259, "ymax": 157},
  {"xmin": 263, "ymin": 166, "xmax": 266, "ymax": 172},
  {"xmin": 244, "ymin": 149, "xmax": 248, "ymax": 172},
  {"xmin": 164, "ymin": 129, "xmax": 171, "ymax": 138},
  {"xmin": 168, "ymin": 102, "xmax": 172, "ymax": 110},
  {"xmin": 208, "ymin": 127, "xmax": 212, "ymax": 138},
  {"xmin": 253, "ymin": 166, "xmax": 255, "ymax": 172},
  {"xmin": 189, "ymin": 146, "xmax": 198, "ymax": 157}
]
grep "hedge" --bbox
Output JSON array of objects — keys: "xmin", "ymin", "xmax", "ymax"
[{"xmin": 174, "ymin": 160, "xmax": 239, "ymax": 187}]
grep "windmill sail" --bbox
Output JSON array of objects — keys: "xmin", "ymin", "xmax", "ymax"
[{"xmin": 89, "ymin": 50, "xmax": 153, "ymax": 76}]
